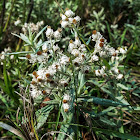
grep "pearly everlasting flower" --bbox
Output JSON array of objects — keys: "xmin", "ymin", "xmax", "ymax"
[
  {"xmin": 79, "ymin": 44, "xmax": 86, "ymax": 52},
  {"xmin": 61, "ymin": 14, "xmax": 67, "ymax": 20},
  {"xmin": 63, "ymin": 94, "xmax": 71, "ymax": 103},
  {"xmin": 53, "ymin": 44, "xmax": 60, "ymax": 52},
  {"xmin": 42, "ymin": 42, "xmax": 50, "ymax": 52},
  {"xmin": 74, "ymin": 38, "xmax": 81, "ymax": 47},
  {"xmin": 82, "ymin": 65, "xmax": 90, "ymax": 73},
  {"xmin": 37, "ymin": 69, "xmax": 45, "ymax": 77},
  {"xmin": 68, "ymin": 17, "xmax": 74, "ymax": 23},
  {"xmin": 30, "ymin": 88, "xmax": 42, "ymax": 98},
  {"xmin": 95, "ymin": 70, "xmax": 101, "ymax": 76},
  {"xmin": 54, "ymin": 28, "xmax": 62, "ymax": 40},
  {"xmin": 47, "ymin": 66, "xmax": 57, "ymax": 76},
  {"xmin": 65, "ymin": 9, "xmax": 75, "ymax": 17},
  {"xmin": 59, "ymin": 55, "xmax": 70, "ymax": 65},
  {"xmin": 99, "ymin": 51, "xmax": 106, "ymax": 57},
  {"xmin": 46, "ymin": 26, "xmax": 53, "ymax": 38},
  {"xmin": 36, "ymin": 53, "xmax": 48, "ymax": 63},
  {"xmin": 94, "ymin": 42, "xmax": 103, "ymax": 53},
  {"xmin": 27, "ymin": 54, "xmax": 37, "ymax": 64},
  {"xmin": 119, "ymin": 48, "xmax": 127, "ymax": 54},
  {"xmin": 92, "ymin": 30, "xmax": 102, "ymax": 41},
  {"xmin": 22, "ymin": 22, "xmax": 43, "ymax": 33},
  {"xmin": 10, "ymin": 55, "xmax": 14, "ymax": 59},
  {"xmin": 68, "ymin": 40, "xmax": 77, "ymax": 52},
  {"xmin": 4, "ymin": 47, "xmax": 11, "ymax": 52},
  {"xmin": 0, "ymin": 52, "xmax": 5, "ymax": 60},
  {"xmin": 61, "ymin": 21, "xmax": 69, "ymax": 28},
  {"xmin": 111, "ymin": 56, "xmax": 119, "ymax": 62},
  {"xmin": 14, "ymin": 19, "xmax": 21, "ymax": 26},
  {"xmin": 108, "ymin": 47, "xmax": 116, "ymax": 56},
  {"xmin": 60, "ymin": 79, "xmax": 69, "ymax": 87},
  {"xmin": 72, "ymin": 57, "xmax": 83, "ymax": 66},
  {"xmin": 116, "ymin": 74, "xmax": 123, "ymax": 80},
  {"xmin": 71, "ymin": 49, "xmax": 80, "ymax": 57},
  {"xmin": 74, "ymin": 16, "xmax": 81, "ymax": 23},
  {"xmin": 91, "ymin": 55, "xmax": 99, "ymax": 62},
  {"xmin": 63, "ymin": 103, "xmax": 70, "ymax": 112},
  {"xmin": 51, "ymin": 62, "xmax": 61, "ymax": 71},
  {"xmin": 100, "ymin": 68, "xmax": 105, "ymax": 76},
  {"xmin": 111, "ymin": 67, "xmax": 119, "ymax": 74}
]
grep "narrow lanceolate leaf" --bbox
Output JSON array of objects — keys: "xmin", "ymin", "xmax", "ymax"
[
  {"xmin": 6, "ymin": 51, "xmax": 32, "ymax": 55},
  {"xmin": 96, "ymin": 128, "xmax": 140, "ymax": 140},
  {"xmin": 12, "ymin": 33, "xmax": 31, "ymax": 45},
  {"xmin": 78, "ymin": 71, "xmax": 86, "ymax": 95},
  {"xmin": 117, "ymin": 83, "xmax": 132, "ymax": 90},
  {"xmin": 88, "ymin": 80, "xmax": 115, "ymax": 99},
  {"xmin": 34, "ymin": 26, "xmax": 47, "ymax": 42},
  {"xmin": 43, "ymin": 100, "xmax": 59, "ymax": 105},
  {"xmin": 36, "ymin": 105, "xmax": 54, "ymax": 130},
  {"xmin": 77, "ymin": 96, "xmax": 128, "ymax": 107},
  {"xmin": 57, "ymin": 112, "xmax": 73, "ymax": 140},
  {"xmin": 86, "ymin": 36, "xmax": 91, "ymax": 45},
  {"xmin": 0, "ymin": 122, "xmax": 26, "ymax": 140},
  {"xmin": 3, "ymin": 61, "xmax": 19, "ymax": 103},
  {"xmin": 102, "ymin": 59, "xmax": 110, "ymax": 69},
  {"xmin": 120, "ymin": 28, "xmax": 127, "ymax": 46},
  {"xmin": 100, "ymin": 117, "xmax": 117, "ymax": 127}
]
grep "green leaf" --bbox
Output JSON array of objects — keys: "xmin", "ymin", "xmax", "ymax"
[
  {"xmin": 3, "ymin": 61, "xmax": 19, "ymax": 103},
  {"xmin": 96, "ymin": 128, "xmax": 140, "ymax": 140},
  {"xmin": 78, "ymin": 71, "xmax": 86, "ymax": 95},
  {"xmin": 105, "ymin": 21, "xmax": 112, "ymax": 43},
  {"xmin": 115, "ymin": 96, "xmax": 130, "ymax": 105},
  {"xmin": 102, "ymin": 59, "xmax": 110, "ymax": 69},
  {"xmin": 120, "ymin": 28, "xmax": 127, "ymax": 46},
  {"xmin": 43, "ymin": 100, "xmax": 59, "ymax": 105},
  {"xmin": 6, "ymin": 51, "xmax": 32, "ymax": 55},
  {"xmin": 77, "ymin": 96, "xmax": 128, "ymax": 107},
  {"xmin": 34, "ymin": 26, "xmax": 47, "ymax": 42},
  {"xmin": 36, "ymin": 105, "xmax": 54, "ymax": 130},
  {"xmin": 86, "ymin": 37, "xmax": 91, "ymax": 45},
  {"xmin": 117, "ymin": 83, "xmax": 132, "ymax": 90},
  {"xmin": 12, "ymin": 33, "xmax": 31, "ymax": 45},
  {"xmin": 100, "ymin": 117, "xmax": 117, "ymax": 127},
  {"xmin": 96, "ymin": 106, "xmax": 116, "ymax": 117},
  {"xmin": 88, "ymin": 80, "xmax": 115, "ymax": 99},
  {"xmin": 57, "ymin": 112, "xmax": 73, "ymax": 140}
]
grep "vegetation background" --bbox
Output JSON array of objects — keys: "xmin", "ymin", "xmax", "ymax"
[{"xmin": 0, "ymin": 0, "xmax": 140, "ymax": 139}]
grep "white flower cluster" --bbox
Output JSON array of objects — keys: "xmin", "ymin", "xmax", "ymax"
[
  {"xmin": 45, "ymin": 26, "xmax": 62, "ymax": 40},
  {"xmin": 25, "ymin": 9, "xmax": 128, "ymax": 112},
  {"xmin": 91, "ymin": 30, "xmax": 127, "ymax": 79},
  {"xmin": 22, "ymin": 21, "xmax": 44, "ymax": 33},
  {"xmin": 92, "ymin": 30, "xmax": 127, "ymax": 58},
  {"xmin": 29, "ymin": 60, "xmax": 70, "ymax": 98},
  {"xmin": 26, "ymin": 51, "xmax": 48, "ymax": 64},
  {"xmin": 0, "ymin": 47, "xmax": 14, "ymax": 65},
  {"xmin": 60, "ymin": 8, "xmax": 81, "ymax": 28}
]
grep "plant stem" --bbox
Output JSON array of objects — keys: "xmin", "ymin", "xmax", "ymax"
[
  {"xmin": 53, "ymin": 102, "xmax": 62, "ymax": 139},
  {"xmin": 1, "ymin": 0, "xmax": 6, "ymax": 29},
  {"xmin": 23, "ymin": 0, "xmax": 27, "ymax": 23},
  {"xmin": 31, "ymin": 113, "xmax": 39, "ymax": 140},
  {"xmin": 26, "ymin": 0, "xmax": 34, "ymax": 23},
  {"xmin": 3, "ymin": 0, "xmax": 15, "ymax": 32}
]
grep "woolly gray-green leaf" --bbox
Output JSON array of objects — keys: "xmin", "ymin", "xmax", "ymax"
[
  {"xmin": 77, "ymin": 96, "xmax": 128, "ymax": 107},
  {"xmin": 36, "ymin": 105, "xmax": 54, "ymax": 130},
  {"xmin": 57, "ymin": 112, "xmax": 73, "ymax": 140},
  {"xmin": 34, "ymin": 26, "xmax": 47, "ymax": 42}
]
